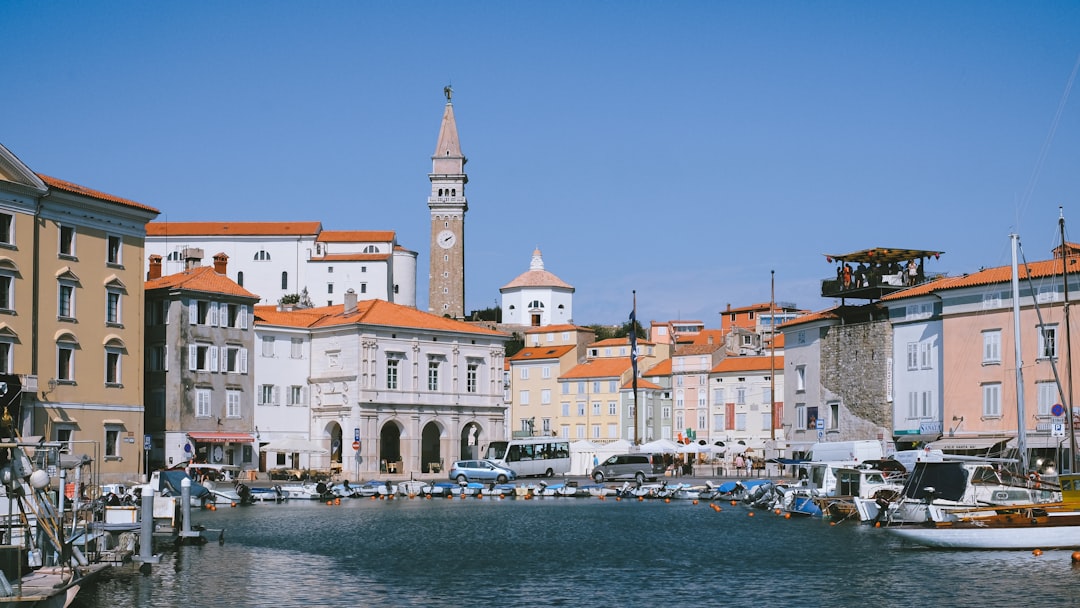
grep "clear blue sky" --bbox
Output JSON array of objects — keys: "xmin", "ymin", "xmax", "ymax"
[{"xmin": 4, "ymin": 1, "xmax": 1080, "ymax": 325}]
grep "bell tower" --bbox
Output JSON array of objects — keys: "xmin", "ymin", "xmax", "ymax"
[{"xmin": 428, "ymin": 85, "xmax": 468, "ymax": 319}]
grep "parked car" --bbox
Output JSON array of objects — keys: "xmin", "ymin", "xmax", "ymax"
[
  {"xmin": 591, "ymin": 453, "xmax": 666, "ymax": 483},
  {"xmin": 449, "ymin": 459, "xmax": 517, "ymax": 483}
]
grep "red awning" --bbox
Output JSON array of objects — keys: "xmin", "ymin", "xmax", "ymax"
[{"xmin": 186, "ymin": 432, "xmax": 254, "ymax": 444}]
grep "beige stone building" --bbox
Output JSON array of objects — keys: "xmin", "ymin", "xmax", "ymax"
[{"xmin": 0, "ymin": 143, "xmax": 159, "ymax": 483}]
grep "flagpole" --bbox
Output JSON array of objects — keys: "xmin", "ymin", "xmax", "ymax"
[{"xmin": 631, "ymin": 291, "xmax": 639, "ymax": 445}]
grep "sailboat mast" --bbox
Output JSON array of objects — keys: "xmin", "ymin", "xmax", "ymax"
[
  {"xmin": 770, "ymin": 270, "xmax": 776, "ymax": 442},
  {"xmin": 1060, "ymin": 208, "xmax": 1077, "ymax": 473},
  {"xmin": 1011, "ymin": 233, "xmax": 1030, "ymax": 473}
]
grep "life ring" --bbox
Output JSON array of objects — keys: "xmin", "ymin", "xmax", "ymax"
[{"xmin": 1028, "ymin": 471, "xmax": 1042, "ymax": 488}]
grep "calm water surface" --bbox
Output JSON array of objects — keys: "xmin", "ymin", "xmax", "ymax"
[{"xmin": 73, "ymin": 496, "xmax": 1080, "ymax": 607}]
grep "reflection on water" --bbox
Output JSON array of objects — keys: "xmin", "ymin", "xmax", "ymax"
[{"xmin": 73, "ymin": 498, "xmax": 1080, "ymax": 607}]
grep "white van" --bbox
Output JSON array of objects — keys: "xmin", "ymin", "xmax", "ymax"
[{"xmin": 807, "ymin": 440, "xmax": 882, "ymax": 464}]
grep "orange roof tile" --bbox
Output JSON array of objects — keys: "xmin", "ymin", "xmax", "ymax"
[
  {"xmin": 316, "ymin": 230, "xmax": 396, "ymax": 243},
  {"xmin": 146, "ymin": 221, "xmax": 322, "ymax": 237},
  {"xmin": 510, "ymin": 345, "xmax": 577, "ymax": 361},
  {"xmin": 711, "ymin": 355, "xmax": 784, "ymax": 373},
  {"xmin": 880, "ymin": 257, "xmax": 1079, "ymax": 302},
  {"xmin": 146, "ymin": 266, "xmax": 259, "ymax": 299},
  {"xmin": 524, "ymin": 324, "xmax": 585, "ymax": 334},
  {"xmin": 310, "ymin": 253, "xmax": 391, "ymax": 262},
  {"xmin": 779, "ymin": 307, "xmax": 841, "ymax": 329},
  {"xmin": 38, "ymin": 174, "xmax": 160, "ymax": 215},
  {"xmin": 624, "ymin": 377, "xmax": 661, "ymax": 390},
  {"xmin": 254, "ymin": 300, "xmax": 508, "ymax": 337},
  {"xmin": 500, "ymin": 269, "xmax": 574, "ymax": 290},
  {"xmin": 674, "ymin": 343, "xmax": 725, "ymax": 356},
  {"xmin": 643, "ymin": 359, "xmax": 672, "ymax": 376},
  {"xmin": 561, "ymin": 358, "xmax": 634, "ymax": 380}
]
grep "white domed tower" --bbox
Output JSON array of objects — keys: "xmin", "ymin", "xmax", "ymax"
[{"xmin": 499, "ymin": 248, "xmax": 574, "ymax": 328}]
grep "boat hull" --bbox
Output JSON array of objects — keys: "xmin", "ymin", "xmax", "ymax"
[{"xmin": 885, "ymin": 513, "xmax": 1080, "ymax": 549}]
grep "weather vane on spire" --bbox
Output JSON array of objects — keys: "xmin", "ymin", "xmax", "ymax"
[{"xmin": 443, "ymin": 84, "xmax": 453, "ymax": 101}]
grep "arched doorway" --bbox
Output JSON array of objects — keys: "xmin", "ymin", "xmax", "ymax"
[
  {"xmin": 326, "ymin": 422, "xmax": 343, "ymax": 475},
  {"xmin": 421, "ymin": 422, "xmax": 442, "ymax": 474},
  {"xmin": 460, "ymin": 423, "xmax": 481, "ymax": 460},
  {"xmin": 380, "ymin": 421, "xmax": 403, "ymax": 473}
]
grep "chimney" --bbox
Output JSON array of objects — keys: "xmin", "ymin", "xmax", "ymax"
[
  {"xmin": 213, "ymin": 252, "xmax": 228, "ymax": 275},
  {"xmin": 344, "ymin": 288, "xmax": 358, "ymax": 314},
  {"xmin": 182, "ymin": 247, "xmax": 204, "ymax": 271},
  {"xmin": 148, "ymin": 254, "xmax": 162, "ymax": 280}
]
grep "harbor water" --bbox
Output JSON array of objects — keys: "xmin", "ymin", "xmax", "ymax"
[{"xmin": 74, "ymin": 497, "xmax": 1080, "ymax": 607}]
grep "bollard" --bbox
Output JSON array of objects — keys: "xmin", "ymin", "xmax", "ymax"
[
  {"xmin": 179, "ymin": 478, "xmax": 200, "ymax": 542},
  {"xmin": 134, "ymin": 486, "xmax": 160, "ymax": 567}
]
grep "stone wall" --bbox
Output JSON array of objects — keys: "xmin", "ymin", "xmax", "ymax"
[{"xmin": 821, "ymin": 319, "xmax": 892, "ymax": 439}]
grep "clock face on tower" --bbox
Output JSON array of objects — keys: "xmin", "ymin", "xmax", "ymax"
[{"xmin": 437, "ymin": 229, "xmax": 457, "ymax": 249}]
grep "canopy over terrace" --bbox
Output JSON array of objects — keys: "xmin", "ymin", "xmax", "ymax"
[{"xmin": 823, "ymin": 247, "xmax": 944, "ymax": 301}]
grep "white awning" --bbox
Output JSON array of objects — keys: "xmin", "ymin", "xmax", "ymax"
[
  {"xmin": 926, "ymin": 436, "xmax": 1008, "ymax": 451},
  {"xmin": 1007, "ymin": 435, "xmax": 1073, "ymax": 450}
]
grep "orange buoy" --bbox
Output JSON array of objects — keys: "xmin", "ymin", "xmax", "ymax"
[
  {"xmin": 664, "ymin": 498, "xmax": 670, "ymax": 504},
  {"xmin": 231, "ymin": 502, "xmax": 238, "ymax": 508},
  {"xmin": 335, "ymin": 498, "xmax": 342, "ymax": 505},
  {"xmin": 1071, "ymin": 551, "xmax": 1080, "ymax": 563},
  {"xmin": 692, "ymin": 500, "xmax": 698, "ymax": 505},
  {"xmin": 830, "ymin": 521, "xmax": 837, "ymax": 526},
  {"xmin": 1033, "ymin": 549, "xmax": 1043, "ymax": 556},
  {"xmin": 785, "ymin": 513, "xmax": 792, "ymax": 519},
  {"xmin": 615, "ymin": 496, "xmax": 621, "ymax": 501},
  {"xmin": 326, "ymin": 500, "xmax": 333, "ymax": 506},
  {"xmin": 638, "ymin": 496, "xmax": 644, "ymax": 502},
  {"xmin": 774, "ymin": 508, "xmax": 781, "ymax": 515},
  {"xmin": 731, "ymin": 500, "xmax": 738, "ymax": 506},
  {"xmin": 748, "ymin": 511, "xmax": 755, "ymax": 517}
]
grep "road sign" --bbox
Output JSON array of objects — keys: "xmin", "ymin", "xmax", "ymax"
[
  {"xmin": 1052, "ymin": 403, "xmax": 1065, "ymax": 417},
  {"xmin": 817, "ymin": 430, "xmax": 824, "ymax": 440},
  {"xmin": 354, "ymin": 427, "xmax": 360, "ymax": 442},
  {"xmin": 352, "ymin": 440, "xmax": 360, "ymax": 450},
  {"xmin": 1052, "ymin": 422, "xmax": 1066, "ymax": 438},
  {"xmin": 144, "ymin": 434, "xmax": 152, "ymax": 450},
  {"xmin": 815, "ymin": 419, "xmax": 825, "ymax": 431}
]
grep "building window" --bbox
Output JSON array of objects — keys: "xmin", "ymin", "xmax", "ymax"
[
  {"xmin": 360, "ymin": 283, "xmax": 367, "ymax": 294},
  {"xmin": 735, "ymin": 413, "xmax": 747, "ymax": 431},
  {"xmin": 327, "ymin": 283, "xmax": 334, "ymax": 294},
  {"xmin": 919, "ymin": 342, "xmax": 932, "ymax": 369},
  {"xmin": 106, "ymin": 291, "xmax": 121, "ymax": 325},
  {"xmin": 237, "ymin": 271, "xmax": 244, "ymax": 287},
  {"xmin": 254, "ymin": 250, "xmax": 271, "ymax": 261},
  {"xmin": 0, "ymin": 341, "xmax": 11, "ymax": 374},
  {"xmin": 577, "ymin": 402, "xmax": 585, "ymax": 416},
  {"xmin": 982, "ymin": 330, "xmax": 1001, "ymax": 364},
  {"xmin": 105, "ymin": 349, "xmax": 121, "ymax": 385},
  {"xmin": 0, "ymin": 213, "xmax": 11, "ymax": 245},
  {"xmin": 713, "ymin": 387, "xmax": 725, "ymax": 405},
  {"xmin": 387, "ymin": 358, "xmax": 399, "ymax": 390},
  {"xmin": 58, "ymin": 283, "xmax": 75, "ymax": 319},
  {"xmin": 592, "ymin": 402, "xmax": 600, "ymax": 415},
  {"xmin": 226, "ymin": 390, "xmax": 241, "ymax": 418},
  {"xmin": 148, "ymin": 344, "xmax": 167, "ymax": 372},
  {"xmin": 983, "ymin": 383, "xmax": 1002, "ymax": 417},
  {"xmin": 55, "ymin": 427, "xmax": 73, "ymax": 454},
  {"xmin": 57, "ymin": 342, "xmax": 75, "ymax": 381},
  {"xmin": 223, "ymin": 346, "xmax": 247, "ymax": 373},
  {"xmin": 59, "ymin": 225, "xmax": 75, "ymax": 257},
  {"xmin": 189, "ymin": 344, "xmax": 216, "ymax": 372},
  {"xmin": 520, "ymin": 367, "xmax": 529, "ymax": 380},
  {"xmin": 1037, "ymin": 381, "xmax": 1057, "ymax": 416},
  {"xmin": 281, "ymin": 272, "xmax": 288, "ymax": 290},
  {"xmin": 1039, "ymin": 325, "xmax": 1058, "ymax": 359},
  {"xmin": 562, "ymin": 402, "xmax": 570, "ymax": 416},
  {"xmin": 735, "ymin": 388, "xmax": 746, "ymax": 405},
  {"xmin": 608, "ymin": 401, "xmax": 616, "ymax": 415},
  {"xmin": 224, "ymin": 304, "xmax": 247, "ymax": 328},
  {"xmin": 104, "ymin": 425, "xmax": 119, "ymax": 458},
  {"xmin": 287, "ymin": 386, "xmax": 303, "ymax": 406},
  {"xmin": 519, "ymin": 390, "xmax": 530, "ymax": 405},
  {"xmin": 427, "ymin": 360, "xmax": 440, "ymax": 391},
  {"xmin": 196, "ymin": 388, "xmax": 212, "ymax": 417},
  {"xmin": 107, "ymin": 235, "xmax": 122, "ymax": 265},
  {"xmin": 258, "ymin": 384, "xmax": 276, "ymax": 406},
  {"xmin": 290, "ymin": 338, "xmax": 302, "ymax": 359},
  {"xmin": 796, "ymin": 403, "xmax": 806, "ymax": 429},
  {"xmin": 907, "ymin": 392, "xmax": 918, "ymax": 419},
  {"xmin": 467, "ymin": 362, "xmax": 479, "ymax": 393},
  {"xmin": 147, "ymin": 300, "xmax": 167, "ymax": 325},
  {"xmin": 0, "ymin": 275, "xmax": 12, "ymax": 310},
  {"xmin": 906, "ymin": 342, "xmax": 918, "ymax": 370},
  {"xmin": 261, "ymin": 336, "xmax": 275, "ymax": 357}
]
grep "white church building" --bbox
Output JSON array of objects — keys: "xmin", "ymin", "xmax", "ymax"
[{"xmin": 499, "ymin": 249, "xmax": 574, "ymax": 328}]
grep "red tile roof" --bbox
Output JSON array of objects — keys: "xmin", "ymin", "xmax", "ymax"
[
  {"xmin": 38, "ymin": 174, "xmax": 160, "ymax": 215},
  {"xmin": 509, "ymin": 344, "xmax": 577, "ymax": 361},
  {"xmin": 310, "ymin": 253, "xmax": 391, "ymax": 262},
  {"xmin": 880, "ymin": 257, "xmax": 1079, "ymax": 302},
  {"xmin": 674, "ymin": 343, "xmax": 725, "ymax": 356},
  {"xmin": 779, "ymin": 307, "xmax": 841, "ymax": 329},
  {"xmin": 254, "ymin": 300, "xmax": 508, "ymax": 336},
  {"xmin": 146, "ymin": 221, "xmax": 322, "ymax": 237},
  {"xmin": 643, "ymin": 358, "xmax": 672, "ymax": 376},
  {"xmin": 591, "ymin": 337, "xmax": 654, "ymax": 348},
  {"xmin": 316, "ymin": 230, "xmax": 396, "ymax": 243},
  {"xmin": 711, "ymin": 355, "xmax": 784, "ymax": 373},
  {"xmin": 561, "ymin": 357, "xmax": 634, "ymax": 380},
  {"xmin": 145, "ymin": 266, "xmax": 259, "ymax": 299},
  {"xmin": 624, "ymin": 377, "xmax": 661, "ymax": 390}
]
